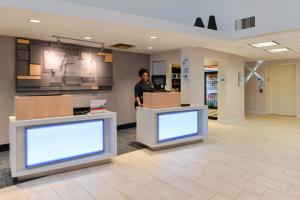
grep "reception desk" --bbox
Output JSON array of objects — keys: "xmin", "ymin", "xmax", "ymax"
[
  {"xmin": 137, "ymin": 105, "xmax": 208, "ymax": 149},
  {"xmin": 9, "ymin": 112, "xmax": 117, "ymax": 180}
]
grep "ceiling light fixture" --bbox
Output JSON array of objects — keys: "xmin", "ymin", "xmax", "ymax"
[
  {"xmin": 147, "ymin": 46, "xmax": 154, "ymax": 50},
  {"xmin": 52, "ymin": 35, "xmax": 104, "ymax": 46},
  {"xmin": 266, "ymin": 48, "xmax": 291, "ymax": 53},
  {"xmin": 150, "ymin": 36, "xmax": 157, "ymax": 39},
  {"xmin": 84, "ymin": 36, "xmax": 92, "ymax": 40},
  {"xmin": 29, "ymin": 19, "xmax": 41, "ymax": 23},
  {"xmin": 250, "ymin": 41, "xmax": 279, "ymax": 48}
]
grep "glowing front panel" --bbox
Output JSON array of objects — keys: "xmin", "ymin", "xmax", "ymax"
[
  {"xmin": 26, "ymin": 119, "xmax": 104, "ymax": 168},
  {"xmin": 158, "ymin": 110, "xmax": 199, "ymax": 142}
]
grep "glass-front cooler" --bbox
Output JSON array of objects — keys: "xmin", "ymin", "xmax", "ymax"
[{"xmin": 205, "ymin": 72, "xmax": 218, "ymax": 109}]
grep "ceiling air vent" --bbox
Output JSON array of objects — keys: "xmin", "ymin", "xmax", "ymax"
[
  {"xmin": 110, "ymin": 43, "xmax": 135, "ymax": 49},
  {"xmin": 235, "ymin": 16, "xmax": 255, "ymax": 30}
]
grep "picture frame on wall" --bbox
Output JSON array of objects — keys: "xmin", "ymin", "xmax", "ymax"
[
  {"xmin": 15, "ymin": 38, "xmax": 114, "ymax": 92},
  {"xmin": 152, "ymin": 60, "xmax": 167, "ymax": 75}
]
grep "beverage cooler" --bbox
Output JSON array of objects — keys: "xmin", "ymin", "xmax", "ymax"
[{"xmin": 205, "ymin": 72, "xmax": 218, "ymax": 109}]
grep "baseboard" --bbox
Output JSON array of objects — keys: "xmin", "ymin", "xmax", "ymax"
[
  {"xmin": 0, "ymin": 144, "xmax": 9, "ymax": 152},
  {"xmin": 245, "ymin": 110, "xmax": 268, "ymax": 115},
  {"xmin": 117, "ymin": 122, "xmax": 136, "ymax": 130}
]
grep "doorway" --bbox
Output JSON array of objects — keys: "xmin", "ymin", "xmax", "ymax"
[
  {"xmin": 204, "ymin": 58, "xmax": 219, "ymax": 120},
  {"xmin": 268, "ymin": 64, "xmax": 296, "ymax": 116}
]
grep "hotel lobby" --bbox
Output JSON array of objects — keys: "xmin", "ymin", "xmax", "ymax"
[{"xmin": 0, "ymin": 0, "xmax": 300, "ymax": 200}]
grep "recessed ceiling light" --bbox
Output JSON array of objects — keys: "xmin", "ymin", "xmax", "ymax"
[
  {"xmin": 84, "ymin": 36, "xmax": 92, "ymax": 40},
  {"xmin": 150, "ymin": 36, "xmax": 157, "ymax": 39},
  {"xmin": 266, "ymin": 48, "xmax": 291, "ymax": 53},
  {"xmin": 147, "ymin": 46, "xmax": 154, "ymax": 50},
  {"xmin": 28, "ymin": 19, "xmax": 41, "ymax": 23},
  {"xmin": 250, "ymin": 41, "xmax": 279, "ymax": 48}
]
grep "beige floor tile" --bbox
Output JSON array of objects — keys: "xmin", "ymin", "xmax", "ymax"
[
  {"xmin": 93, "ymin": 169, "xmax": 132, "ymax": 187},
  {"xmin": 0, "ymin": 186, "xmax": 23, "ymax": 197},
  {"xmin": 264, "ymin": 171, "xmax": 300, "ymax": 186},
  {"xmin": 117, "ymin": 182, "xmax": 161, "ymax": 200},
  {"xmin": 164, "ymin": 165, "xmax": 202, "ymax": 181},
  {"xmin": 219, "ymin": 174, "xmax": 267, "ymax": 195},
  {"xmin": 196, "ymin": 176, "xmax": 242, "ymax": 198},
  {"xmin": 0, "ymin": 190, "xmax": 28, "ymax": 200},
  {"xmin": 117, "ymin": 167, "xmax": 156, "ymax": 185},
  {"xmin": 210, "ymin": 194, "xmax": 233, "ymax": 200},
  {"xmin": 225, "ymin": 161, "xmax": 268, "ymax": 175},
  {"xmin": 204, "ymin": 163, "xmax": 246, "ymax": 177},
  {"xmin": 20, "ymin": 177, "xmax": 51, "ymax": 196},
  {"xmin": 187, "ymin": 164, "xmax": 225, "ymax": 179},
  {"xmin": 149, "ymin": 159, "xmax": 173, "ymax": 169},
  {"xmin": 236, "ymin": 192, "xmax": 262, "ymax": 200},
  {"xmin": 179, "ymin": 153, "xmax": 211, "ymax": 166},
  {"xmin": 55, "ymin": 186, "xmax": 96, "ymax": 200},
  {"xmin": 264, "ymin": 158, "xmax": 300, "ymax": 171},
  {"xmin": 83, "ymin": 184, "xmax": 130, "ymax": 200},
  {"xmin": 242, "ymin": 173, "xmax": 290, "ymax": 192},
  {"xmin": 46, "ymin": 174, "xmax": 78, "ymax": 192},
  {"xmin": 138, "ymin": 166, "xmax": 179, "ymax": 183},
  {"xmin": 26, "ymin": 189, "xmax": 62, "ymax": 200},
  {"xmin": 288, "ymin": 185, "xmax": 300, "ymax": 198},
  {"xmin": 184, "ymin": 197, "xmax": 201, "ymax": 200},
  {"xmin": 262, "ymin": 189, "xmax": 299, "ymax": 200},
  {"xmin": 66, "ymin": 169, "xmax": 105, "ymax": 188},
  {"xmin": 144, "ymin": 180, "xmax": 190, "ymax": 200},
  {"xmin": 284, "ymin": 168, "xmax": 300, "ymax": 178},
  {"xmin": 171, "ymin": 179, "xmax": 216, "ymax": 200},
  {"xmin": 243, "ymin": 160, "xmax": 285, "ymax": 173},
  {"xmin": 162, "ymin": 155, "xmax": 194, "ymax": 167}
]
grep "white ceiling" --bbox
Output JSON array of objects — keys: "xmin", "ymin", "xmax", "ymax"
[{"xmin": 0, "ymin": 5, "xmax": 300, "ymax": 61}]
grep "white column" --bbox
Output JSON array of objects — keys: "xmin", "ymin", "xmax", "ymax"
[
  {"xmin": 180, "ymin": 48, "xmax": 204, "ymax": 105},
  {"xmin": 296, "ymin": 64, "xmax": 300, "ymax": 118},
  {"xmin": 218, "ymin": 57, "xmax": 245, "ymax": 123},
  {"xmin": 180, "ymin": 47, "xmax": 245, "ymax": 123}
]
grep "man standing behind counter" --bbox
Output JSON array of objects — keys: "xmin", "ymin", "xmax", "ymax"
[{"xmin": 134, "ymin": 68, "xmax": 154, "ymax": 108}]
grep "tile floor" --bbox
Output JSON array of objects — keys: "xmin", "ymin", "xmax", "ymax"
[
  {"xmin": 0, "ymin": 128, "xmax": 144, "ymax": 189},
  {"xmin": 1, "ymin": 115, "xmax": 300, "ymax": 200}
]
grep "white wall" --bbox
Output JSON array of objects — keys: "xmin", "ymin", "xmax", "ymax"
[
  {"xmin": 244, "ymin": 63, "xmax": 268, "ymax": 115},
  {"xmin": 245, "ymin": 59, "xmax": 300, "ymax": 117},
  {"xmin": 219, "ymin": 57, "xmax": 245, "ymax": 123},
  {"xmin": 180, "ymin": 48, "xmax": 205, "ymax": 105},
  {"xmin": 150, "ymin": 50, "xmax": 181, "ymax": 90},
  {"xmin": 180, "ymin": 47, "xmax": 245, "ymax": 123}
]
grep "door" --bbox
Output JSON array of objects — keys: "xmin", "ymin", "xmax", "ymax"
[{"xmin": 268, "ymin": 64, "xmax": 296, "ymax": 116}]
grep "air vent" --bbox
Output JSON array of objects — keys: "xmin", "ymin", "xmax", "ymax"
[
  {"xmin": 110, "ymin": 43, "xmax": 135, "ymax": 49},
  {"xmin": 235, "ymin": 16, "xmax": 255, "ymax": 30}
]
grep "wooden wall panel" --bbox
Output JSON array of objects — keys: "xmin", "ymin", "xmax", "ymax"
[
  {"xmin": 143, "ymin": 92, "xmax": 181, "ymax": 109},
  {"xmin": 14, "ymin": 95, "xmax": 73, "ymax": 120}
]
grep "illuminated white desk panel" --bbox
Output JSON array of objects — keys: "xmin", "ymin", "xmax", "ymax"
[
  {"xmin": 9, "ymin": 112, "xmax": 117, "ymax": 179},
  {"xmin": 136, "ymin": 105, "xmax": 208, "ymax": 149}
]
